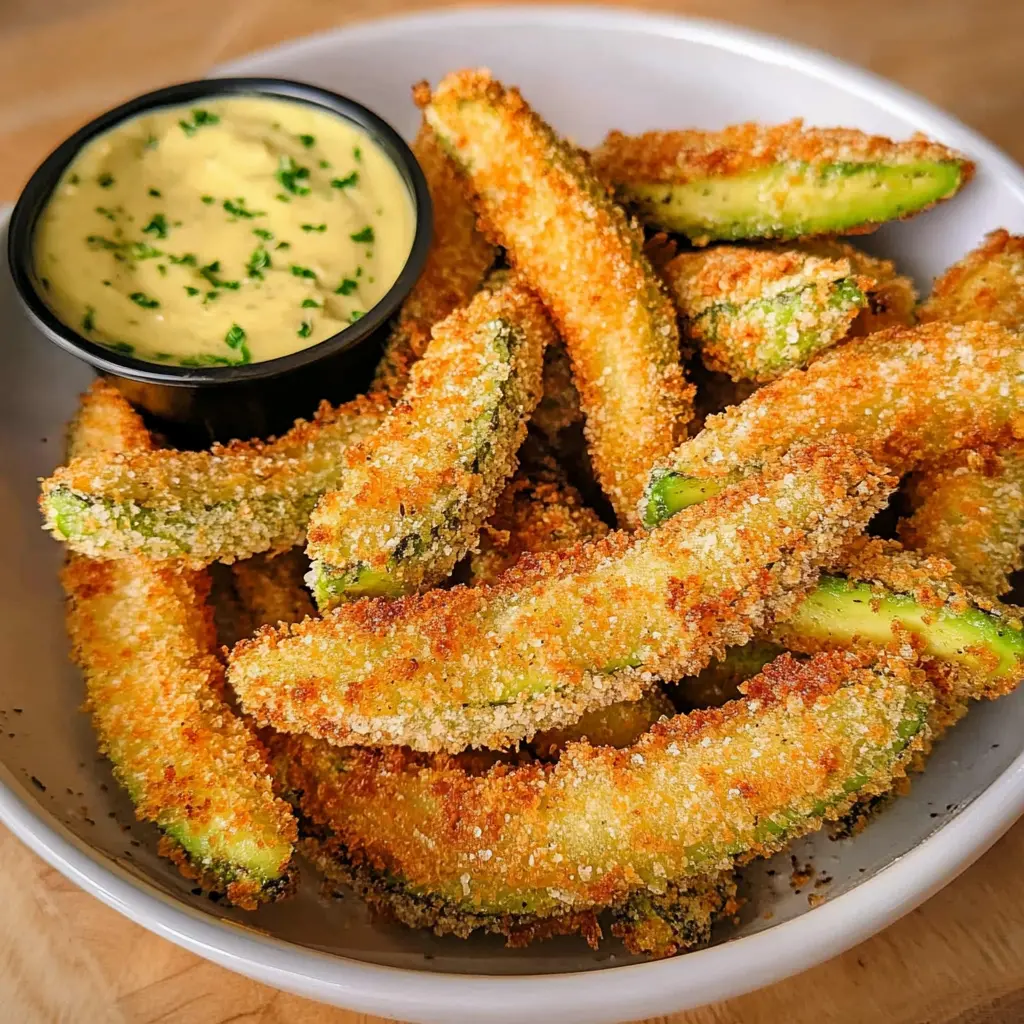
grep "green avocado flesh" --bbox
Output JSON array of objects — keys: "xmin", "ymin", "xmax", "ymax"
[
  {"xmin": 697, "ymin": 276, "xmax": 866, "ymax": 378},
  {"xmin": 364, "ymin": 677, "xmax": 928, "ymax": 918},
  {"xmin": 643, "ymin": 471, "xmax": 723, "ymax": 526},
  {"xmin": 779, "ymin": 575, "xmax": 1024, "ymax": 682},
  {"xmin": 617, "ymin": 160, "xmax": 965, "ymax": 242}
]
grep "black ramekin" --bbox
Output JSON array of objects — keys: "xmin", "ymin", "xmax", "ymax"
[{"xmin": 8, "ymin": 77, "xmax": 432, "ymax": 445}]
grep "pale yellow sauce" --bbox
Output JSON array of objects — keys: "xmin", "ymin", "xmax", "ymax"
[{"xmin": 34, "ymin": 95, "xmax": 416, "ymax": 366}]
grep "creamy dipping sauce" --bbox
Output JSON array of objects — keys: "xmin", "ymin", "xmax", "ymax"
[{"xmin": 34, "ymin": 95, "xmax": 417, "ymax": 366}]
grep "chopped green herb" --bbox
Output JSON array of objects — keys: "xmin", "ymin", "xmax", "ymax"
[
  {"xmin": 335, "ymin": 277, "xmax": 358, "ymax": 296},
  {"xmin": 252, "ymin": 227, "xmax": 274, "ymax": 241},
  {"xmin": 109, "ymin": 341, "xmax": 135, "ymax": 355},
  {"xmin": 301, "ymin": 298, "xmax": 320, "ymax": 308},
  {"xmin": 276, "ymin": 155, "xmax": 311, "ymax": 196},
  {"xmin": 102, "ymin": 280, "xmax": 110, "ymax": 287},
  {"xmin": 154, "ymin": 352, "xmax": 172, "ymax": 361},
  {"xmin": 301, "ymin": 223, "xmax": 327, "ymax": 233},
  {"xmin": 157, "ymin": 264, "xmax": 167, "ymax": 276},
  {"xmin": 129, "ymin": 292, "xmax": 160, "ymax": 309},
  {"xmin": 353, "ymin": 146, "xmax": 362, "ymax": 161},
  {"xmin": 168, "ymin": 252, "xmax": 197, "ymax": 266},
  {"xmin": 67, "ymin": 174, "xmax": 80, "ymax": 186},
  {"xmin": 246, "ymin": 247, "xmax": 272, "ymax": 278},
  {"xmin": 276, "ymin": 241, "xmax": 291, "ymax": 250},
  {"xmin": 356, "ymin": 266, "xmax": 363, "ymax": 277},
  {"xmin": 298, "ymin": 320, "xmax": 313, "ymax": 338},
  {"xmin": 200, "ymin": 260, "xmax": 240, "ymax": 290},
  {"xmin": 129, "ymin": 242, "xmax": 163, "ymax": 260},
  {"xmin": 225, "ymin": 323, "xmax": 247, "ymax": 348},
  {"xmin": 350, "ymin": 310, "xmax": 365, "ymax": 322},
  {"xmin": 142, "ymin": 214, "xmax": 168, "ymax": 239},
  {"xmin": 331, "ymin": 171, "xmax": 359, "ymax": 189},
  {"xmin": 350, "ymin": 226, "xmax": 374, "ymax": 244},
  {"xmin": 144, "ymin": 135, "xmax": 158, "ymax": 150},
  {"xmin": 223, "ymin": 197, "xmax": 265, "ymax": 219},
  {"xmin": 148, "ymin": 187, "xmax": 162, "ymax": 197},
  {"xmin": 204, "ymin": 290, "xmax": 219, "ymax": 302},
  {"xmin": 81, "ymin": 308, "xmax": 95, "ymax": 332},
  {"xmin": 290, "ymin": 265, "xmax": 316, "ymax": 279},
  {"xmin": 86, "ymin": 235, "xmax": 120, "ymax": 250},
  {"xmin": 319, "ymin": 159, "xmax": 331, "ymax": 169},
  {"xmin": 95, "ymin": 206, "xmax": 117, "ymax": 222},
  {"xmin": 185, "ymin": 286, "xmax": 200, "ymax": 296},
  {"xmin": 275, "ymin": 193, "xmax": 291, "ymax": 203},
  {"xmin": 201, "ymin": 195, "xmax": 215, "ymax": 205},
  {"xmin": 299, "ymin": 134, "xmax": 316, "ymax": 148},
  {"xmin": 180, "ymin": 108, "xmax": 220, "ymax": 136},
  {"xmin": 97, "ymin": 172, "xmax": 115, "ymax": 189}
]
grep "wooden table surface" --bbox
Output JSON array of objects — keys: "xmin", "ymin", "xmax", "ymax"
[{"xmin": 2, "ymin": 1, "xmax": 1024, "ymax": 1022}]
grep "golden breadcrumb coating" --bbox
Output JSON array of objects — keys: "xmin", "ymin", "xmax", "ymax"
[
  {"xmin": 228, "ymin": 441, "xmax": 894, "ymax": 752},
  {"xmin": 42, "ymin": 393, "xmax": 389, "ymax": 564},
  {"xmin": 531, "ymin": 341, "xmax": 583, "ymax": 449},
  {"xmin": 793, "ymin": 239, "xmax": 917, "ymax": 335},
  {"xmin": 919, "ymin": 229, "xmax": 1024, "ymax": 328},
  {"xmin": 644, "ymin": 321, "xmax": 1024, "ymax": 522},
  {"xmin": 231, "ymin": 548, "xmax": 315, "ymax": 632},
  {"xmin": 270, "ymin": 650, "xmax": 929, "ymax": 929},
  {"xmin": 372, "ymin": 124, "xmax": 496, "ymax": 398},
  {"xmin": 592, "ymin": 120, "xmax": 972, "ymax": 245},
  {"xmin": 662, "ymin": 245, "xmax": 871, "ymax": 381},
  {"xmin": 62, "ymin": 382, "xmax": 296, "ymax": 907},
  {"xmin": 901, "ymin": 448, "xmax": 1024, "ymax": 598},
  {"xmin": 468, "ymin": 437, "xmax": 609, "ymax": 585},
  {"xmin": 594, "ymin": 120, "xmax": 968, "ymax": 184},
  {"xmin": 306, "ymin": 282, "xmax": 551, "ymax": 607},
  {"xmin": 900, "ymin": 231, "xmax": 1024, "ymax": 595},
  {"xmin": 419, "ymin": 70, "xmax": 692, "ymax": 524}
]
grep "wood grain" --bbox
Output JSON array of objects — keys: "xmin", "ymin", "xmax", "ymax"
[{"xmin": 1, "ymin": 1, "xmax": 1023, "ymax": 1022}]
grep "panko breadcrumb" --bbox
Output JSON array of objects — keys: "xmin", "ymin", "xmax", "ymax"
[
  {"xmin": 228, "ymin": 441, "xmax": 894, "ymax": 752},
  {"xmin": 62, "ymin": 382, "xmax": 297, "ymax": 907},
  {"xmin": 420, "ymin": 69, "xmax": 692, "ymax": 524},
  {"xmin": 306, "ymin": 282, "xmax": 551, "ymax": 608}
]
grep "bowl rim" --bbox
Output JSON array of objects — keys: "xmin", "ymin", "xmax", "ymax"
[
  {"xmin": 4, "ymin": 6, "xmax": 1024, "ymax": 1023},
  {"xmin": 5, "ymin": 76, "xmax": 433, "ymax": 386}
]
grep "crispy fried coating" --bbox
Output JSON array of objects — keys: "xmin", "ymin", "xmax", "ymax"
[
  {"xmin": 232, "ymin": 548, "xmax": 315, "ymax": 632},
  {"xmin": 62, "ymin": 383, "xmax": 296, "ymax": 906},
  {"xmin": 662, "ymin": 246, "xmax": 871, "ymax": 381},
  {"xmin": 531, "ymin": 341, "xmax": 583, "ymax": 449},
  {"xmin": 228, "ymin": 441, "xmax": 894, "ymax": 752},
  {"xmin": 900, "ymin": 448, "xmax": 1024, "ymax": 597},
  {"xmin": 642, "ymin": 321, "xmax": 1024, "ymax": 526},
  {"xmin": 42, "ymin": 393, "xmax": 389, "ymax": 564},
  {"xmin": 270, "ymin": 650, "xmax": 929, "ymax": 928},
  {"xmin": 592, "ymin": 120, "xmax": 972, "ymax": 244},
  {"xmin": 900, "ymin": 231, "xmax": 1024, "ymax": 595},
  {"xmin": 675, "ymin": 641, "xmax": 785, "ymax": 710},
  {"xmin": 419, "ymin": 70, "xmax": 692, "ymax": 524},
  {"xmin": 919, "ymin": 229, "xmax": 1024, "ymax": 328},
  {"xmin": 793, "ymin": 240, "xmax": 917, "ymax": 335},
  {"xmin": 774, "ymin": 538, "xmax": 1024, "ymax": 701},
  {"xmin": 468, "ymin": 437, "xmax": 608, "ymax": 585},
  {"xmin": 306, "ymin": 283, "xmax": 551, "ymax": 608},
  {"xmin": 372, "ymin": 125, "xmax": 496, "ymax": 399}
]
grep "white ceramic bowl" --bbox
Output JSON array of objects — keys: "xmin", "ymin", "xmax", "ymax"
[{"xmin": 3, "ymin": 7, "xmax": 1024, "ymax": 1023}]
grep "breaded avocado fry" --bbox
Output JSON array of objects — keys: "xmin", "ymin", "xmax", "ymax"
[
  {"xmin": 42, "ymin": 393, "xmax": 389, "ymax": 564},
  {"xmin": 642, "ymin": 321, "xmax": 1024, "ymax": 527},
  {"xmin": 901, "ymin": 231, "xmax": 1024, "ymax": 595},
  {"xmin": 272, "ymin": 650, "xmax": 931, "ymax": 937},
  {"xmin": 228, "ymin": 441, "xmax": 893, "ymax": 752},
  {"xmin": 372, "ymin": 125, "xmax": 496, "ymax": 399},
  {"xmin": 662, "ymin": 245, "xmax": 871, "ymax": 382},
  {"xmin": 420, "ymin": 70, "xmax": 692, "ymax": 524},
  {"xmin": 593, "ymin": 120, "xmax": 972, "ymax": 244},
  {"xmin": 306, "ymin": 283, "xmax": 551, "ymax": 609},
  {"xmin": 62, "ymin": 382, "xmax": 297, "ymax": 906}
]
